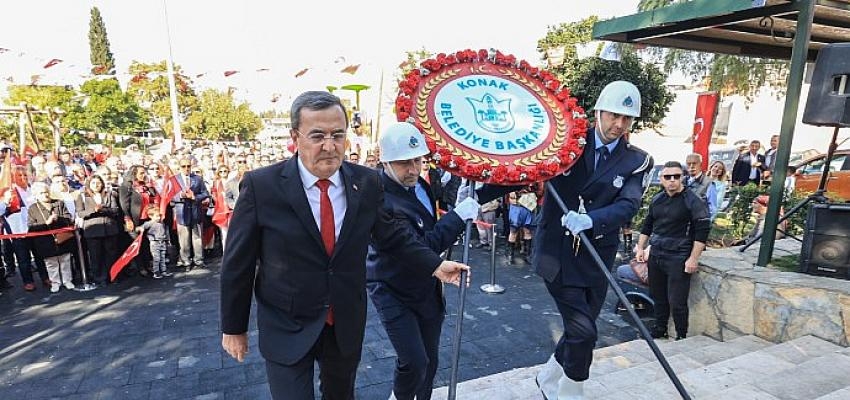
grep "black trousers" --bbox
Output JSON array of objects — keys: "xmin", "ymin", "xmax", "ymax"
[
  {"xmin": 648, "ymin": 253, "xmax": 693, "ymax": 337},
  {"xmin": 544, "ymin": 279, "xmax": 607, "ymax": 382},
  {"xmin": 370, "ymin": 283, "xmax": 444, "ymax": 400},
  {"xmin": 85, "ymin": 235, "xmax": 118, "ymax": 284},
  {"xmin": 265, "ymin": 324, "xmax": 360, "ymax": 400}
]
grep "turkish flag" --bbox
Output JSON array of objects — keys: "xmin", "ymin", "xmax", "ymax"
[
  {"xmin": 211, "ymin": 181, "xmax": 231, "ymax": 229},
  {"xmin": 294, "ymin": 68, "xmax": 309, "ymax": 78},
  {"xmin": 159, "ymin": 165, "xmax": 181, "ymax": 216},
  {"xmin": 0, "ymin": 156, "xmax": 21, "ymax": 214},
  {"xmin": 224, "ymin": 70, "xmax": 239, "ymax": 77},
  {"xmin": 693, "ymin": 92, "xmax": 719, "ymax": 171},
  {"xmin": 110, "ymin": 234, "xmax": 144, "ymax": 282},
  {"xmin": 340, "ymin": 64, "xmax": 360, "ymax": 74}
]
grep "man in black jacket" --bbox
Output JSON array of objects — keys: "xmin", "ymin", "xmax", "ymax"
[
  {"xmin": 634, "ymin": 161, "xmax": 710, "ymax": 340},
  {"xmin": 731, "ymin": 140, "xmax": 766, "ymax": 186}
]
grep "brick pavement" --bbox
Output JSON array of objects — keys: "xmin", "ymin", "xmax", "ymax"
[{"xmin": 0, "ymin": 234, "xmax": 638, "ymax": 399}]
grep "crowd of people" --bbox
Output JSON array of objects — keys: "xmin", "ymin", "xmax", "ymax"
[{"xmin": 0, "ymin": 141, "xmax": 297, "ymax": 296}]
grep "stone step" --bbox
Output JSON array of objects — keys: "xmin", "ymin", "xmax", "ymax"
[{"xmin": 432, "ymin": 335, "xmax": 849, "ymax": 400}]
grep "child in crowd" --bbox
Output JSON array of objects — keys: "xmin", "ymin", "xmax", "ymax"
[{"xmin": 136, "ymin": 205, "xmax": 172, "ymax": 279}]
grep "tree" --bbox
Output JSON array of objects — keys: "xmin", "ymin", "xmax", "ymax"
[
  {"xmin": 126, "ymin": 60, "xmax": 198, "ymax": 138},
  {"xmin": 88, "ymin": 7, "xmax": 115, "ymax": 75},
  {"xmin": 538, "ymin": 17, "xmax": 675, "ymax": 131},
  {"xmin": 183, "ymin": 89, "xmax": 262, "ymax": 141},
  {"xmin": 2, "ymin": 85, "xmax": 85, "ymax": 147},
  {"xmin": 638, "ymin": 0, "xmax": 789, "ymax": 101},
  {"xmin": 75, "ymin": 78, "xmax": 147, "ymax": 134}
]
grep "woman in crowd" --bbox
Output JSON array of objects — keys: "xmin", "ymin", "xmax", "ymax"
[
  {"xmin": 28, "ymin": 182, "xmax": 75, "ymax": 293},
  {"xmin": 76, "ymin": 175, "xmax": 122, "ymax": 285},
  {"xmin": 708, "ymin": 160, "xmax": 728, "ymax": 221},
  {"xmin": 211, "ymin": 164, "xmax": 233, "ymax": 251},
  {"xmin": 119, "ymin": 165, "xmax": 158, "ymax": 276}
]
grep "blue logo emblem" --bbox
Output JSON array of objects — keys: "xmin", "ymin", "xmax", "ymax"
[
  {"xmin": 623, "ymin": 96, "xmax": 634, "ymax": 108},
  {"xmin": 409, "ymin": 136, "xmax": 419, "ymax": 148},
  {"xmin": 466, "ymin": 93, "xmax": 515, "ymax": 133}
]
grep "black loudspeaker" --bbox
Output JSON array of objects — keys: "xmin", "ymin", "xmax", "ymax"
[
  {"xmin": 800, "ymin": 203, "xmax": 850, "ymax": 279},
  {"xmin": 802, "ymin": 43, "xmax": 850, "ymax": 128}
]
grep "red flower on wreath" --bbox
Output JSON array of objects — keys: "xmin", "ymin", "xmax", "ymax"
[{"xmin": 491, "ymin": 165, "xmax": 508, "ymax": 182}]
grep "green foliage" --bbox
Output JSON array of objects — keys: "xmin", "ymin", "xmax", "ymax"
[
  {"xmin": 3, "ymin": 85, "xmax": 84, "ymax": 149},
  {"xmin": 88, "ymin": 7, "xmax": 115, "ymax": 75},
  {"xmin": 538, "ymin": 17, "xmax": 675, "ymax": 131},
  {"xmin": 631, "ymin": 185, "xmax": 661, "ymax": 229},
  {"xmin": 560, "ymin": 54, "xmax": 674, "ymax": 131},
  {"xmin": 126, "ymin": 61, "xmax": 198, "ymax": 138},
  {"xmin": 75, "ymin": 78, "xmax": 147, "ymax": 134},
  {"xmin": 637, "ymin": 0, "xmax": 789, "ymax": 102},
  {"xmin": 258, "ymin": 109, "xmax": 288, "ymax": 119},
  {"xmin": 183, "ymin": 89, "xmax": 262, "ymax": 141},
  {"xmin": 726, "ymin": 184, "xmax": 764, "ymax": 238}
]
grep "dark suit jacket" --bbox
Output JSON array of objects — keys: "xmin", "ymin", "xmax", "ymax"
[
  {"xmin": 27, "ymin": 200, "xmax": 75, "ymax": 258},
  {"xmin": 118, "ymin": 181, "xmax": 157, "ymax": 226},
  {"xmin": 219, "ymin": 158, "xmax": 444, "ymax": 365},
  {"xmin": 731, "ymin": 152, "xmax": 766, "ymax": 186},
  {"xmin": 366, "ymin": 173, "xmax": 465, "ymax": 318},
  {"xmin": 75, "ymin": 192, "xmax": 121, "ymax": 238},
  {"xmin": 172, "ymin": 173, "xmax": 209, "ymax": 226}
]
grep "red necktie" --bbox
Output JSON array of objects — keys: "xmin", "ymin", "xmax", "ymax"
[{"xmin": 315, "ymin": 179, "xmax": 335, "ymax": 325}]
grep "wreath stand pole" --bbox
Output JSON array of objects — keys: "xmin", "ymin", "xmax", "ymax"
[
  {"xmin": 448, "ymin": 193, "xmax": 475, "ymax": 400},
  {"xmin": 545, "ymin": 181, "xmax": 691, "ymax": 400}
]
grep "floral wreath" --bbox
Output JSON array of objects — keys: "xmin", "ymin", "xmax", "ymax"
[{"xmin": 395, "ymin": 48, "xmax": 588, "ymax": 185}]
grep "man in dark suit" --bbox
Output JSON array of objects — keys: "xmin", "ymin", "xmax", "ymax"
[
  {"xmin": 219, "ymin": 91, "xmax": 469, "ymax": 400},
  {"xmin": 532, "ymin": 81, "xmax": 653, "ymax": 398},
  {"xmin": 173, "ymin": 157, "xmax": 210, "ymax": 269},
  {"xmin": 731, "ymin": 140, "xmax": 766, "ymax": 186},
  {"xmin": 366, "ymin": 122, "xmax": 479, "ymax": 400}
]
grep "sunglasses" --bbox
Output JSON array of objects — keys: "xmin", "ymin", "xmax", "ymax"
[
  {"xmin": 180, "ymin": 165, "xmax": 192, "ymax": 168},
  {"xmin": 662, "ymin": 174, "xmax": 682, "ymax": 181}
]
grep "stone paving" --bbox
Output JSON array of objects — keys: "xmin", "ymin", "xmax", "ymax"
[{"xmin": 0, "ymin": 234, "xmax": 638, "ymax": 399}]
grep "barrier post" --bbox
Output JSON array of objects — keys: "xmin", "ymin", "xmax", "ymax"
[
  {"xmin": 480, "ymin": 223, "xmax": 504, "ymax": 294},
  {"xmin": 73, "ymin": 229, "xmax": 97, "ymax": 291}
]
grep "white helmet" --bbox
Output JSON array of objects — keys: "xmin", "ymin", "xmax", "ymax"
[
  {"xmin": 593, "ymin": 80, "xmax": 641, "ymax": 118},
  {"xmin": 379, "ymin": 122, "xmax": 429, "ymax": 162}
]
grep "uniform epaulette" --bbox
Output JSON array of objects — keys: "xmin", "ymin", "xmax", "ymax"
[{"xmin": 626, "ymin": 143, "xmax": 653, "ymax": 175}]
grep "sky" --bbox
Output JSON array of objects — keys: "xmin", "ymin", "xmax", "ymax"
[{"xmin": 0, "ymin": 0, "xmax": 642, "ymax": 121}]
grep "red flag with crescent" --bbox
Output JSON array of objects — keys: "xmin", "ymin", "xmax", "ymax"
[
  {"xmin": 110, "ymin": 234, "xmax": 144, "ymax": 281},
  {"xmin": 159, "ymin": 165, "xmax": 181, "ymax": 216},
  {"xmin": 693, "ymin": 92, "xmax": 719, "ymax": 171},
  {"xmin": 211, "ymin": 180, "xmax": 231, "ymax": 229},
  {"xmin": 0, "ymin": 155, "xmax": 21, "ymax": 214}
]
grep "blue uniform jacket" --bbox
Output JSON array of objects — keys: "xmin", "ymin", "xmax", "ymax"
[
  {"xmin": 366, "ymin": 171, "xmax": 465, "ymax": 317},
  {"xmin": 479, "ymin": 128, "xmax": 653, "ymax": 287}
]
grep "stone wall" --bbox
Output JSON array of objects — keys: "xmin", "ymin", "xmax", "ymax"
[{"xmin": 688, "ymin": 239, "xmax": 850, "ymax": 346}]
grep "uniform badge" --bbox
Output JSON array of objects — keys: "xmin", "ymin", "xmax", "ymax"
[
  {"xmin": 416, "ymin": 218, "xmax": 424, "ymax": 228},
  {"xmin": 613, "ymin": 175, "xmax": 624, "ymax": 188}
]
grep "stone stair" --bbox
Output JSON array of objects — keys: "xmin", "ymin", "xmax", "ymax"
[{"xmin": 430, "ymin": 335, "xmax": 850, "ymax": 399}]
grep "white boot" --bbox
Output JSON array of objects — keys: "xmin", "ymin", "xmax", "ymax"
[
  {"xmin": 556, "ymin": 374, "xmax": 584, "ymax": 400},
  {"xmin": 536, "ymin": 354, "xmax": 563, "ymax": 400}
]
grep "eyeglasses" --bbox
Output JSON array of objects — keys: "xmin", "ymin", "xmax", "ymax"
[
  {"xmin": 662, "ymin": 174, "xmax": 682, "ymax": 181},
  {"xmin": 296, "ymin": 130, "xmax": 346, "ymax": 145},
  {"xmin": 219, "ymin": 170, "xmax": 229, "ymax": 174}
]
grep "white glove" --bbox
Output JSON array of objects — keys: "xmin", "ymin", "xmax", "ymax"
[
  {"xmin": 560, "ymin": 211, "xmax": 593, "ymax": 235},
  {"xmin": 453, "ymin": 197, "xmax": 481, "ymax": 221},
  {"xmin": 455, "ymin": 179, "xmax": 483, "ymax": 204}
]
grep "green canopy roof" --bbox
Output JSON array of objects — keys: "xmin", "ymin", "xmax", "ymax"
[{"xmin": 593, "ymin": 0, "xmax": 850, "ymax": 61}]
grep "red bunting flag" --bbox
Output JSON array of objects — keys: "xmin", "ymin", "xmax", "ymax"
[
  {"xmin": 224, "ymin": 70, "xmax": 239, "ymax": 77},
  {"xmin": 159, "ymin": 165, "xmax": 181, "ymax": 216},
  {"xmin": 110, "ymin": 234, "xmax": 143, "ymax": 282},
  {"xmin": 294, "ymin": 68, "xmax": 309, "ymax": 78},
  {"xmin": 256, "ymin": 68, "xmax": 270, "ymax": 72},
  {"xmin": 43, "ymin": 58, "xmax": 62, "ymax": 68},
  {"xmin": 340, "ymin": 64, "xmax": 360, "ymax": 74},
  {"xmin": 195, "ymin": 72, "xmax": 206, "ymax": 78},
  {"xmin": 0, "ymin": 154, "xmax": 21, "ymax": 214}
]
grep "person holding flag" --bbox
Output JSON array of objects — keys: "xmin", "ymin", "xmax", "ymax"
[
  {"xmin": 3, "ymin": 165, "xmax": 50, "ymax": 291},
  {"xmin": 211, "ymin": 164, "xmax": 233, "ymax": 252}
]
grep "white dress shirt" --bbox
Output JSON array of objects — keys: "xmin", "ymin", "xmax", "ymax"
[{"xmin": 297, "ymin": 158, "xmax": 347, "ymax": 240}]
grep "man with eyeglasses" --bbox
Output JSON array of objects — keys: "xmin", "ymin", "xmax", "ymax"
[
  {"xmin": 173, "ymin": 157, "xmax": 210, "ymax": 270},
  {"xmin": 633, "ymin": 161, "xmax": 710, "ymax": 341},
  {"xmin": 684, "ymin": 153, "xmax": 716, "ymax": 217},
  {"xmin": 220, "ymin": 90, "xmax": 470, "ymax": 400}
]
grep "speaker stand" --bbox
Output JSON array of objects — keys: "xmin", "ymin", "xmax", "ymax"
[{"xmin": 739, "ymin": 126, "xmax": 840, "ymax": 252}]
